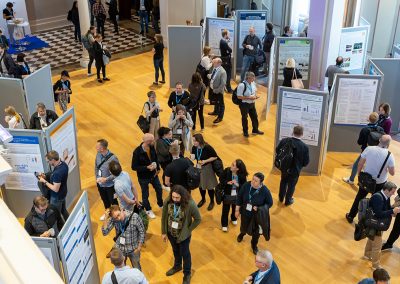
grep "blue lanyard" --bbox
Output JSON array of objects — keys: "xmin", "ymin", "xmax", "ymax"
[
  {"xmin": 117, "ymin": 219, "xmax": 127, "ymax": 234},
  {"xmin": 162, "ymin": 138, "xmax": 172, "ymax": 145},
  {"xmin": 248, "ymin": 186, "xmax": 258, "ymax": 203},
  {"xmin": 173, "ymin": 204, "xmax": 180, "ymax": 219},
  {"xmin": 232, "ymin": 174, "xmax": 238, "ymax": 189},
  {"xmin": 255, "ymin": 269, "xmax": 268, "ymax": 282},
  {"xmin": 176, "ymin": 93, "xmax": 182, "ymax": 104},
  {"xmin": 196, "ymin": 147, "xmax": 203, "ymax": 160}
]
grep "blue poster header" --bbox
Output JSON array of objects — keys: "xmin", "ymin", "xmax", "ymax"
[
  {"xmin": 240, "ymin": 12, "xmax": 266, "ymax": 20},
  {"xmin": 9, "ymin": 136, "xmax": 39, "ymax": 144}
]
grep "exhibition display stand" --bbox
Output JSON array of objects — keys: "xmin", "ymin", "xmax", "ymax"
[
  {"xmin": 368, "ymin": 58, "xmax": 400, "ymax": 134},
  {"xmin": 326, "ymin": 74, "xmax": 382, "ymax": 152},
  {"xmin": 275, "ymin": 87, "xmax": 329, "ymax": 175},
  {"xmin": 392, "ymin": 45, "xmax": 400, "ymax": 58},
  {"xmin": 168, "ymin": 25, "xmax": 202, "ymax": 88},
  {"xmin": 32, "ymin": 237, "xmax": 63, "ymax": 278}
]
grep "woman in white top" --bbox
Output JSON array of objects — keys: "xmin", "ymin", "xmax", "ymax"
[
  {"xmin": 4, "ymin": 106, "xmax": 24, "ymax": 129},
  {"xmin": 199, "ymin": 46, "xmax": 213, "ymax": 87},
  {"xmin": 144, "ymin": 91, "xmax": 162, "ymax": 139},
  {"xmin": 168, "ymin": 104, "xmax": 193, "ymax": 154}
]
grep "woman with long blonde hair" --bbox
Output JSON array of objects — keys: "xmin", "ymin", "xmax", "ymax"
[{"xmin": 4, "ymin": 106, "xmax": 24, "ymax": 129}]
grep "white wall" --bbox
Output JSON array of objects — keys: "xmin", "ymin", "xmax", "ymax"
[{"xmin": 0, "ymin": 0, "xmax": 31, "ymax": 38}]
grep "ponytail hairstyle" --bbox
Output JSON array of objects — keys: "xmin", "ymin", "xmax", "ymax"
[{"xmin": 4, "ymin": 106, "xmax": 21, "ymax": 123}]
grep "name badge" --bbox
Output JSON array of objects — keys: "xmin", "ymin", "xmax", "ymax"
[
  {"xmin": 246, "ymin": 203, "xmax": 252, "ymax": 211},
  {"xmin": 231, "ymin": 189, "xmax": 237, "ymax": 196},
  {"xmin": 98, "ymin": 169, "xmax": 101, "ymax": 177},
  {"xmin": 171, "ymin": 221, "xmax": 179, "ymax": 229},
  {"xmin": 195, "ymin": 164, "xmax": 202, "ymax": 169},
  {"xmin": 176, "ymin": 128, "xmax": 182, "ymax": 135},
  {"xmin": 119, "ymin": 237, "xmax": 125, "ymax": 245}
]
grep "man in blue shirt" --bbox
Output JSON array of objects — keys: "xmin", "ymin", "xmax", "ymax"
[
  {"xmin": 243, "ymin": 250, "xmax": 280, "ymax": 284},
  {"xmin": 39, "ymin": 150, "xmax": 69, "ymax": 221},
  {"xmin": 358, "ymin": 268, "xmax": 390, "ymax": 284}
]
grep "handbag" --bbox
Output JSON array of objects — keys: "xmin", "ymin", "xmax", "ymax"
[
  {"xmin": 291, "ymin": 69, "xmax": 304, "ymax": 89},
  {"xmin": 358, "ymin": 151, "xmax": 391, "ymax": 194},
  {"xmin": 136, "ymin": 102, "xmax": 150, "ymax": 133},
  {"xmin": 103, "ymin": 54, "xmax": 110, "ymax": 65},
  {"xmin": 215, "ymin": 183, "xmax": 224, "ymax": 205},
  {"xmin": 212, "ymin": 158, "xmax": 224, "ymax": 178}
]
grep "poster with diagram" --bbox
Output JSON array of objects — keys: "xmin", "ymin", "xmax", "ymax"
[
  {"xmin": 207, "ymin": 18, "xmax": 235, "ymax": 57},
  {"xmin": 238, "ymin": 11, "xmax": 267, "ymax": 46},
  {"xmin": 278, "ymin": 39, "xmax": 312, "ymax": 80},
  {"xmin": 339, "ymin": 27, "xmax": 369, "ymax": 71},
  {"xmin": 279, "ymin": 91, "xmax": 323, "ymax": 146}
]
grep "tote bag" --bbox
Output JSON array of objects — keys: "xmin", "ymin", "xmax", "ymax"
[{"xmin": 291, "ymin": 69, "xmax": 304, "ymax": 89}]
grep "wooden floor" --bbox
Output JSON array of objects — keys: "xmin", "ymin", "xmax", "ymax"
[{"xmin": 59, "ymin": 52, "xmax": 400, "ymax": 283}]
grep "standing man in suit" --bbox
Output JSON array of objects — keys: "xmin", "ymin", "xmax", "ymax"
[
  {"xmin": 276, "ymin": 125, "xmax": 310, "ymax": 206},
  {"xmin": 209, "ymin": 58, "xmax": 227, "ymax": 124},
  {"xmin": 243, "ymin": 250, "xmax": 281, "ymax": 284},
  {"xmin": 220, "ymin": 29, "xmax": 233, "ymax": 93},
  {"xmin": 0, "ymin": 44, "xmax": 16, "ymax": 76},
  {"xmin": 106, "ymin": 0, "xmax": 119, "ymax": 35}
]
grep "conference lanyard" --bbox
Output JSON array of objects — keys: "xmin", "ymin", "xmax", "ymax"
[
  {"xmin": 196, "ymin": 147, "xmax": 203, "ymax": 161},
  {"xmin": 232, "ymin": 174, "xmax": 238, "ymax": 189},
  {"xmin": 175, "ymin": 93, "xmax": 183, "ymax": 104},
  {"xmin": 248, "ymin": 187, "xmax": 258, "ymax": 203},
  {"xmin": 162, "ymin": 138, "xmax": 172, "ymax": 145},
  {"xmin": 117, "ymin": 219, "xmax": 128, "ymax": 234},
  {"xmin": 173, "ymin": 204, "xmax": 181, "ymax": 219},
  {"xmin": 246, "ymin": 82, "xmax": 253, "ymax": 95},
  {"xmin": 255, "ymin": 268, "xmax": 270, "ymax": 282}
]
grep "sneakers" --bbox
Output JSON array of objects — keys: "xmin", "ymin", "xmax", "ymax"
[
  {"xmin": 162, "ymin": 185, "xmax": 171, "ymax": 192},
  {"xmin": 103, "ymin": 77, "xmax": 110, "ymax": 81},
  {"xmin": 87, "ymin": 73, "xmax": 93, "ymax": 77},
  {"xmin": 153, "ymin": 81, "xmax": 159, "ymax": 85},
  {"xmin": 285, "ymin": 198, "xmax": 294, "ymax": 206},
  {"xmin": 99, "ymin": 214, "xmax": 106, "ymax": 221},
  {"xmin": 231, "ymin": 220, "xmax": 238, "ymax": 225},
  {"xmin": 381, "ymin": 243, "xmax": 393, "ymax": 251},
  {"xmin": 146, "ymin": 210, "xmax": 156, "ymax": 219},
  {"xmin": 166, "ymin": 266, "xmax": 182, "ymax": 276},
  {"xmin": 342, "ymin": 177, "xmax": 354, "ymax": 185},
  {"xmin": 222, "ymin": 227, "xmax": 228, "ymax": 232}
]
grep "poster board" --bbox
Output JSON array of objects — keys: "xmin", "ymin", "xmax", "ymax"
[
  {"xmin": 272, "ymin": 37, "xmax": 313, "ymax": 103},
  {"xmin": 0, "ymin": 77, "xmax": 30, "ymax": 128},
  {"xmin": 1, "ymin": 129, "xmax": 48, "ymax": 218},
  {"xmin": 235, "ymin": 10, "xmax": 268, "ymax": 73},
  {"xmin": 44, "ymin": 107, "xmax": 81, "ymax": 209},
  {"xmin": 392, "ymin": 44, "xmax": 400, "ymax": 58},
  {"xmin": 338, "ymin": 26, "xmax": 369, "ymax": 73},
  {"xmin": 205, "ymin": 17, "xmax": 235, "ymax": 57},
  {"xmin": 267, "ymin": 38, "xmax": 276, "ymax": 117},
  {"xmin": 57, "ymin": 191, "xmax": 100, "ymax": 284},
  {"xmin": 23, "ymin": 64, "xmax": 56, "ymax": 117},
  {"xmin": 32, "ymin": 237, "xmax": 63, "ymax": 278},
  {"xmin": 327, "ymin": 74, "xmax": 382, "ymax": 152},
  {"xmin": 275, "ymin": 87, "xmax": 329, "ymax": 175}
]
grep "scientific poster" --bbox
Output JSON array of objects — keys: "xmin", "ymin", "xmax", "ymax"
[
  {"xmin": 239, "ymin": 12, "xmax": 266, "ymax": 46},
  {"xmin": 60, "ymin": 202, "xmax": 93, "ymax": 284},
  {"xmin": 49, "ymin": 114, "xmax": 77, "ymax": 173},
  {"xmin": 339, "ymin": 28, "xmax": 368, "ymax": 71},
  {"xmin": 280, "ymin": 91, "xmax": 323, "ymax": 146},
  {"xmin": 3, "ymin": 136, "xmax": 44, "ymax": 191},
  {"xmin": 334, "ymin": 78, "xmax": 378, "ymax": 125},
  {"xmin": 207, "ymin": 18, "xmax": 235, "ymax": 56},
  {"xmin": 278, "ymin": 39, "xmax": 311, "ymax": 80}
]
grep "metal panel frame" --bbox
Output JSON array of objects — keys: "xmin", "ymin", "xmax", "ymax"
[{"xmin": 32, "ymin": 237, "xmax": 63, "ymax": 278}]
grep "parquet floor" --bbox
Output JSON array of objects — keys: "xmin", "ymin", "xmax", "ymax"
[{"xmin": 58, "ymin": 52, "xmax": 400, "ymax": 283}]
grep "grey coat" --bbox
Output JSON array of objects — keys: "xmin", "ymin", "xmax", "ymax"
[{"xmin": 210, "ymin": 66, "xmax": 227, "ymax": 94}]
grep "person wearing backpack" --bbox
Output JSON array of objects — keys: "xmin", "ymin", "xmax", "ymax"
[
  {"xmin": 343, "ymin": 112, "xmax": 384, "ymax": 185},
  {"xmin": 262, "ymin": 23, "xmax": 275, "ymax": 75},
  {"xmin": 276, "ymin": 125, "xmax": 309, "ymax": 206},
  {"xmin": 82, "ymin": 26, "xmax": 96, "ymax": 77},
  {"xmin": 165, "ymin": 143, "xmax": 193, "ymax": 190},
  {"xmin": 363, "ymin": 182, "xmax": 400, "ymax": 269},
  {"xmin": 346, "ymin": 135, "xmax": 395, "ymax": 224},
  {"xmin": 236, "ymin": 71, "xmax": 263, "ymax": 137}
]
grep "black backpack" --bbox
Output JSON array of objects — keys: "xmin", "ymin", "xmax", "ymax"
[
  {"xmin": 232, "ymin": 82, "xmax": 247, "ymax": 105},
  {"xmin": 274, "ymin": 138, "xmax": 295, "ymax": 173},
  {"xmin": 367, "ymin": 126, "xmax": 384, "ymax": 146},
  {"xmin": 186, "ymin": 163, "xmax": 201, "ymax": 190},
  {"xmin": 67, "ymin": 10, "xmax": 72, "ymax": 21}
]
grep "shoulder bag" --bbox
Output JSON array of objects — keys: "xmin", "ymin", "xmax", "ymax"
[
  {"xmin": 365, "ymin": 193, "xmax": 392, "ymax": 231},
  {"xmin": 96, "ymin": 152, "xmax": 114, "ymax": 170},
  {"xmin": 358, "ymin": 151, "xmax": 391, "ymax": 194},
  {"xmin": 291, "ymin": 69, "xmax": 304, "ymax": 89},
  {"xmin": 136, "ymin": 102, "xmax": 151, "ymax": 133}
]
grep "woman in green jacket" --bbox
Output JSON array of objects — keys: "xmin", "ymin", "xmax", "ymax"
[{"xmin": 161, "ymin": 185, "xmax": 201, "ymax": 284}]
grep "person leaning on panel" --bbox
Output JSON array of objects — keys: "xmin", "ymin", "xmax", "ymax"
[{"xmin": 29, "ymin": 102, "xmax": 58, "ymax": 130}]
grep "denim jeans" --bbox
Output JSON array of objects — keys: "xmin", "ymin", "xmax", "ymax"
[
  {"xmin": 125, "ymin": 250, "xmax": 141, "ymax": 270},
  {"xmin": 349, "ymin": 155, "xmax": 361, "ymax": 181},
  {"xmin": 167, "ymin": 233, "xmax": 192, "ymax": 276},
  {"xmin": 153, "ymin": 57, "xmax": 165, "ymax": 82},
  {"xmin": 138, "ymin": 176, "xmax": 163, "ymax": 211},
  {"xmin": 240, "ymin": 55, "xmax": 255, "ymax": 81},
  {"xmin": 50, "ymin": 197, "xmax": 69, "ymax": 221},
  {"xmin": 138, "ymin": 10, "xmax": 149, "ymax": 33}
]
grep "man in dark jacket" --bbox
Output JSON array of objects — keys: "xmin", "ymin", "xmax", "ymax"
[
  {"xmin": 135, "ymin": 0, "xmax": 152, "ymax": 35},
  {"xmin": 106, "ymin": 0, "xmax": 119, "ymax": 34},
  {"xmin": 0, "ymin": 43, "xmax": 16, "ymax": 76},
  {"xmin": 343, "ymin": 112, "xmax": 384, "ymax": 185},
  {"xmin": 167, "ymin": 82, "xmax": 190, "ymax": 112},
  {"xmin": 220, "ymin": 29, "xmax": 233, "ymax": 93},
  {"xmin": 29, "ymin": 102, "xmax": 59, "ymax": 130},
  {"xmin": 164, "ymin": 143, "xmax": 192, "ymax": 189},
  {"xmin": 276, "ymin": 125, "xmax": 309, "ymax": 206},
  {"xmin": 363, "ymin": 182, "xmax": 400, "ymax": 269},
  {"xmin": 262, "ymin": 23, "xmax": 275, "ymax": 75},
  {"xmin": 243, "ymin": 250, "xmax": 281, "ymax": 284},
  {"xmin": 24, "ymin": 196, "xmax": 65, "ymax": 237},
  {"xmin": 241, "ymin": 27, "xmax": 262, "ymax": 81},
  {"xmin": 131, "ymin": 133, "xmax": 163, "ymax": 219}
]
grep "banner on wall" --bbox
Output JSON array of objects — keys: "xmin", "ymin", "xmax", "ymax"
[
  {"xmin": 239, "ymin": 12, "xmax": 267, "ymax": 45},
  {"xmin": 278, "ymin": 38, "xmax": 311, "ymax": 80},
  {"xmin": 339, "ymin": 27, "xmax": 369, "ymax": 71},
  {"xmin": 206, "ymin": 18, "xmax": 235, "ymax": 57}
]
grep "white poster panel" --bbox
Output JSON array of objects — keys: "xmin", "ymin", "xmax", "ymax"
[
  {"xmin": 207, "ymin": 18, "xmax": 235, "ymax": 56},
  {"xmin": 60, "ymin": 201, "xmax": 93, "ymax": 284},
  {"xmin": 3, "ymin": 135, "xmax": 44, "ymax": 191},
  {"xmin": 278, "ymin": 39, "xmax": 311, "ymax": 80},
  {"xmin": 239, "ymin": 11, "xmax": 267, "ymax": 45},
  {"xmin": 334, "ymin": 78, "xmax": 378, "ymax": 125},
  {"xmin": 339, "ymin": 28, "xmax": 368, "ymax": 71},
  {"xmin": 49, "ymin": 114, "xmax": 77, "ymax": 173},
  {"xmin": 280, "ymin": 91, "xmax": 323, "ymax": 146}
]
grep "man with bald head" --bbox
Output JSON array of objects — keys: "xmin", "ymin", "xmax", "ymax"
[
  {"xmin": 241, "ymin": 26, "xmax": 262, "ymax": 81},
  {"xmin": 346, "ymin": 134, "xmax": 396, "ymax": 223},
  {"xmin": 208, "ymin": 57, "xmax": 227, "ymax": 124},
  {"xmin": 325, "ymin": 56, "xmax": 349, "ymax": 92},
  {"xmin": 131, "ymin": 133, "xmax": 163, "ymax": 219}
]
